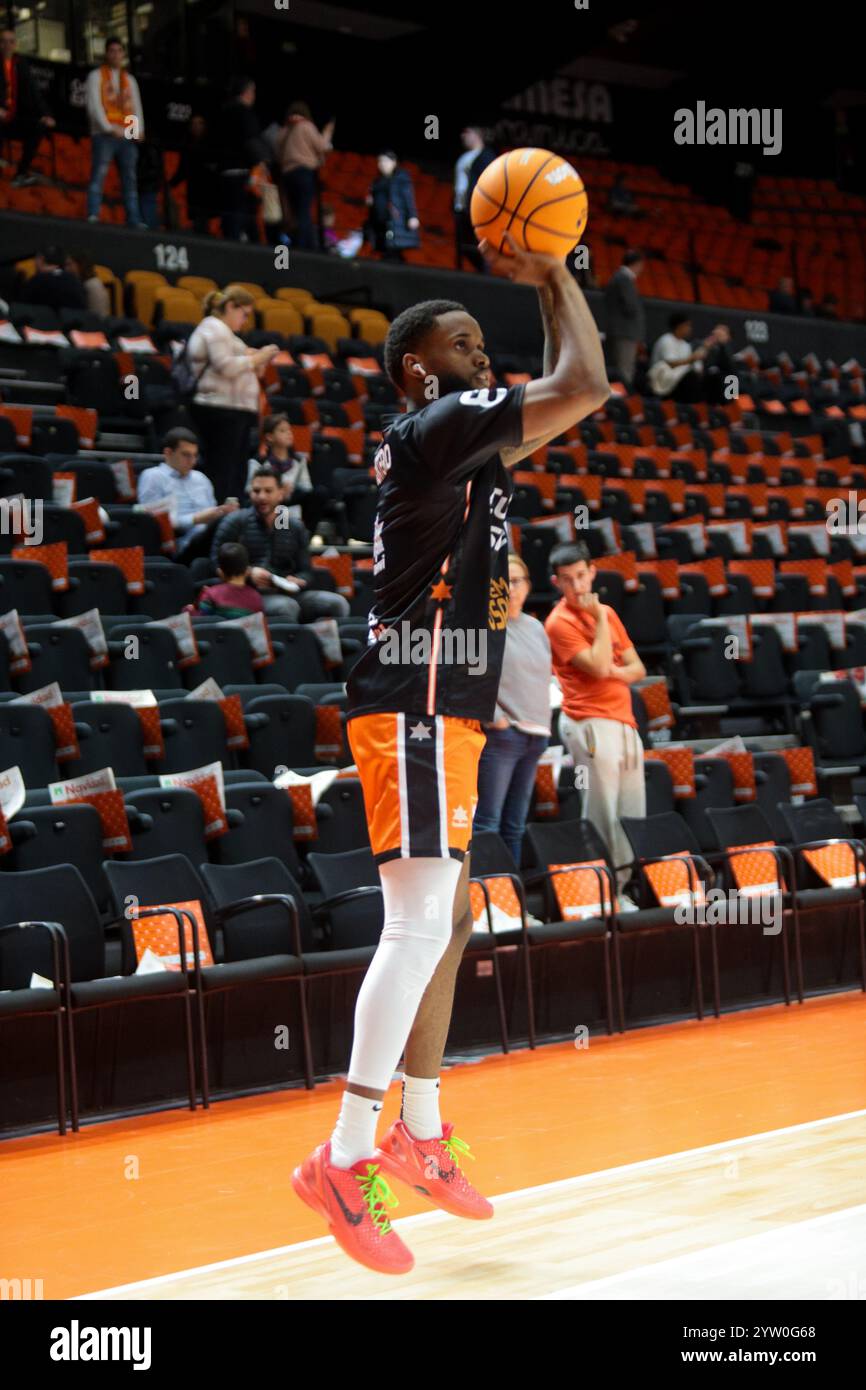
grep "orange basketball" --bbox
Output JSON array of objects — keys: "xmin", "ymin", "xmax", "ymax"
[{"xmin": 470, "ymin": 147, "xmax": 589, "ymax": 258}]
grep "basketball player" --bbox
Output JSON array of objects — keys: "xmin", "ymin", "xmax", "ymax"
[{"xmin": 292, "ymin": 231, "xmax": 609, "ymax": 1273}]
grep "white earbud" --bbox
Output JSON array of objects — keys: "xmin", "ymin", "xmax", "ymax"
[{"xmin": 413, "ymin": 364, "xmax": 425, "ymax": 376}]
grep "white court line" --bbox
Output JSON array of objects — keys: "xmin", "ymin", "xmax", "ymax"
[
  {"xmin": 536, "ymin": 1203, "xmax": 866, "ymax": 1299},
  {"xmin": 74, "ymin": 1108, "xmax": 866, "ymax": 1299}
]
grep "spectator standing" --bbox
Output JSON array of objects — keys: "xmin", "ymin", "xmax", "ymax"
[
  {"xmin": 545, "ymin": 542, "xmax": 646, "ymax": 900},
  {"xmin": 66, "ymin": 252, "xmax": 110, "ymax": 317},
  {"xmin": 366, "ymin": 151, "xmax": 420, "ymax": 262},
  {"xmin": 186, "ymin": 285, "xmax": 280, "ymax": 501},
  {"xmin": 607, "ymin": 173, "xmax": 636, "ymax": 215},
  {"xmin": 603, "ymin": 249, "xmax": 645, "ymax": 390},
  {"xmin": 137, "ymin": 427, "xmax": 239, "ymax": 559},
  {"xmin": 0, "ymin": 26, "xmax": 56, "ymax": 186},
  {"xmin": 136, "ymin": 137, "xmax": 164, "ymax": 230},
  {"xmin": 216, "ymin": 77, "xmax": 269, "ymax": 242},
  {"xmin": 212, "ymin": 466, "xmax": 349, "ymax": 621},
  {"xmin": 169, "ymin": 115, "xmax": 218, "ymax": 235},
  {"xmin": 275, "ymin": 102, "xmax": 334, "ymax": 251},
  {"xmin": 768, "ymin": 276, "xmax": 798, "ymax": 315},
  {"xmin": 798, "ymin": 288, "xmax": 816, "ymax": 316},
  {"xmin": 473, "ymin": 553, "xmax": 552, "ymax": 863},
  {"xmin": 22, "ymin": 245, "xmax": 85, "ymax": 311},
  {"xmin": 453, "ymin": 125, "xmax": 495, "ymax": 271},
  {"xmin": 85, "ymin": 36, "xmax": 145, "ymax": 226},
  {"xmin": 197, "ymin": 543, "xmax": 264, "ymax": 617}
]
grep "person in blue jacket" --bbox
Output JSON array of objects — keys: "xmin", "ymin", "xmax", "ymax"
[{"xmin": 365, "ymin": 151, "xmax": 420, "ymax": 262}]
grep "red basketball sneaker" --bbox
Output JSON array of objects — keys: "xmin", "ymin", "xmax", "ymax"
[
  {"xmin": 291, "ymin": 1142, "xmax": 414, "ymax": 1275},
  {"xmin": 374, "ymin": 1120, "xmax": 494, "ymax": 1220}
]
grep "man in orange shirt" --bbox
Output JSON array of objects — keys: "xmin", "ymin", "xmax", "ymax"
[{"xmin": 545, "ymin": 542, "xmax": 646, "ymax": 900}]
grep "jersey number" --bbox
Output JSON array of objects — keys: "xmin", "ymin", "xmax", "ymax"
[{"xmin": 458, "ymin": 388, "xmax": 507, "ymax": 409}]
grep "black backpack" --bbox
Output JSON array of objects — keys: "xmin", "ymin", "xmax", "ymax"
[{"xmin": 169, "ymin": 335, "xmax": 207, "ymax": 404}]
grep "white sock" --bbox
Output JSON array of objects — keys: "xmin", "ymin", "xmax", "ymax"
[
  {"xmin": 329, "ymin": 1090, "xmax": 383, "ymax": 1170},
  {"xmin": 401, "ymin": 1073, "xmax": 442, "ymax": 1140}
]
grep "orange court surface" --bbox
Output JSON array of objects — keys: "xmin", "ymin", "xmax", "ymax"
[{"xmin": 4, "ymin": 991, "xmax": 864, "ymax": 1302}]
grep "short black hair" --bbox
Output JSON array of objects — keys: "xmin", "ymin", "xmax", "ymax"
[
  {"xmin": 105, "ymin": 35, "xmax": 124, "ymax": 50},
  {"xmin": 669, "ymin": 312, "xmax": 692, "ymax": 331},
  {"xmin": 383, "ymin": 299, "xmax": 467, "ymax": 388},
  {"xmin": 251, "ymin": 464, "xmax": 283, "ymax": 485},
  {"xmin": 623, "ymin": 248, "xmax": 644, "ymax": 267},
  {"xmin": 550, "ymin": 541, "xmax": 592, "ymax": 573},
  {"xmin": 163, "ymin": 426, "xmax": 198, "ymax": 451},
  {"xmin": 262, "ymin": 412, "xmax": 289, "ymax": 436},
  {"xmin": 218, "ymin": 543, "xmax": 250, "ymax": 579},
  {"xmin": 39, "ymin": 245, "xmax": 65, "ymax": 267}
]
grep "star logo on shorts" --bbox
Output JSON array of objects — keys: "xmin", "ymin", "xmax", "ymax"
[
  {"xmin": 409, "ymin": 721, "xmax": 432, "ymax": 740},
  {"xmin": 429, "ymin": 579, "xmax": 452, "ymax": 602}
]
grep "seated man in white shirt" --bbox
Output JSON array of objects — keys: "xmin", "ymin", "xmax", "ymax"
[
  {"xmin": 137, "ymin": 426, "xmax": 239, "ymax": 559},
  {"xmin": 649, "ymin": 314, "xmax": 727, "ymax": 402}
]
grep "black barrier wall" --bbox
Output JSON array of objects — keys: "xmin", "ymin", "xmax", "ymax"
[{"xmin": 1, "ymin": 211, "xmax": 864, "ymax": 367}]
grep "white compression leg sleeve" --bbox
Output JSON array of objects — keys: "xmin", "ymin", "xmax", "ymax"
[{"xmin": 345, "ymin": 856, "xmax": 462, "ymax": 1093}]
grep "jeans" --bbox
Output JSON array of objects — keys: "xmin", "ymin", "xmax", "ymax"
[
  {"xmin": 261, "ymin": 589, "xmax": 350, "ymax": 622},
  {"xmin": 2, "ymin": 115, "xmax": 45, "ymax": 175},
  {"xmin": 88, "ymin": 133, "xmax": 142, "ymax": 223},
  {"xmin": 139, "ymin": 189, "xmax": 160, "ymax": 229},
  {"xmin": 474, "ymin": 725, "xmax": 549, "ymax": 864},
  {"xmin": 284, "ymin": 167, "xmax": 318, "ymax": 249},
  {"xmin": 219, "ymin": 172, "xmax": 260, "ymax": 242}
]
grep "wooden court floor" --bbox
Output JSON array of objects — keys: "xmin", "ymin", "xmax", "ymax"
[{"xmin": 2, "ymin": 992, "xmax": 864, "ymax": 1300}]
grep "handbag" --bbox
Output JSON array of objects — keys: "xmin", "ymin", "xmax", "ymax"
[
  {"xmin": 261, "ymin": 180, "xmax": 282, "ymax": 224},
  {"xmin": 169, "ymin": 335, "xmax": 208, "ymax": 404}
]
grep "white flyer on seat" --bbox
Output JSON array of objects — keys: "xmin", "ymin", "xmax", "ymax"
[
  {"xmin": 10, "ymin": 681, "xmax": 64, "ymax": 708},
  {"xmin": 274, "ymin": 766, "xmax": 339, "ymax": 806},
  {"xmin": 0, "ymin": 765, "xmax": 26, "ymax": 821},
  {"xmin": 91, "ymin": 688, "xmax": 157, "ymax": 706},
  {"xmin": 49, "ymin": 767, "xmax": 117, "ymax": 802}
]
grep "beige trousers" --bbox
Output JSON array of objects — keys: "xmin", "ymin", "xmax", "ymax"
[{"xmin": 559, "ymin": 714, "xmax": 646, "ymax": 887}]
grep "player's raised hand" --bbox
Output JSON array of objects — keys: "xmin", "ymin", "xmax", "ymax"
[{"xmin": 478, "ymin": 232, "xmax": 559, "ymax": 286}]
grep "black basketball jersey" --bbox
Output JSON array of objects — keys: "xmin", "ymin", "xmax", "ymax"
[{"xmin": 346, "ymin": 383, "xmax": 526, "ymax": 722}]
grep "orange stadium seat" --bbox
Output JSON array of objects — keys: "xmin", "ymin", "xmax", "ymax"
[
  {"xmin": 256, "ymin": 300, "xmax": 305, "ymax": 336},
  {"xmin": 274, "ymin": 287, "xmax": 316, "ymax": 308},
  {"xmin": 307, "ymin": 310, "xmax": 352, "ymax": 352},
  {"xmin": 176, "ymin": 276, "xmax": 218, "ymax": 301},
  {"xmin": 94, "ymin": 265, "xmax": 123, "ymax": 317},
  {"xmin": 152, "ymin": 287, "xmax": 203, "ymax": 325},
  {"xmin": 124, "ymin": 271, "xmax": 168, "ymax": 325}
]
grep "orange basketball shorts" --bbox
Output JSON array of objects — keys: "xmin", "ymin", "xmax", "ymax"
[{"xmin": 347, "ymin": 712, "xmax": 485, "ymax": 864}]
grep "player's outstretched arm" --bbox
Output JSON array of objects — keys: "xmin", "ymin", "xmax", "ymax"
[{"xmin": 481, "ymin": 233, "xmax": 609, "ymax": 466}]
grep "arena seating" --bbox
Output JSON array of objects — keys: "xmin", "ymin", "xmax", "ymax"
[
  {"xmin": 2, "ymin": 137, "xmax": 865, "ymax": 317},
  {"xmin": 2, "ymin": 233, "xmax": 866, "ymax": 1136}
]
